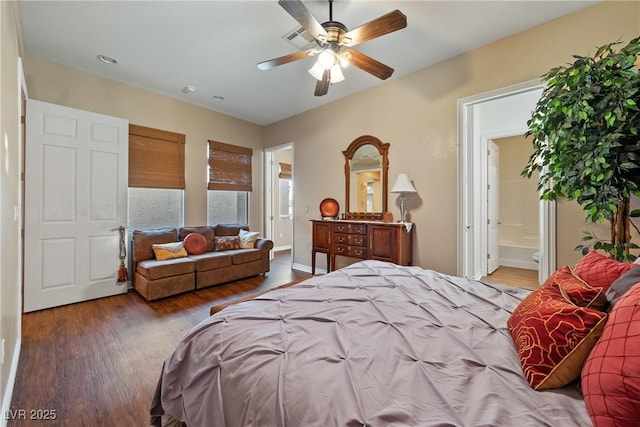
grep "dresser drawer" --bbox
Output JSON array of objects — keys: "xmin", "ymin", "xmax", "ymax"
[
  {"xmin": 334, "ymin": 233, "xmax": 367, "ymax": 246},
  {"xmin": 334, "ymin": 223, "xmax": 366, "ymax": 235},
  {"xmin": 335, "ymin": 244, "xmax": 367, "ymax": 258}
]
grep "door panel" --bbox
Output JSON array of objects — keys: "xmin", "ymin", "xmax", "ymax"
[
  {"xmin": 487, "ymin": 141, "xmax": 500, "ymax": 274},
  {"xmin": 24, "ymin": 99, "xmax": 128, "ymax": 312}
]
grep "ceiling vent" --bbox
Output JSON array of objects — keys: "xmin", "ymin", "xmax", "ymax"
[{"xmin": 283, "ymin": 26, "xmax": 316, "ymax": 50}]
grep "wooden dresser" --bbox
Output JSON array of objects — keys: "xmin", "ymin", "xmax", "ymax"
[{"xmin": 311, "ymin": 219, "xmax": 413, "ymax": 274}]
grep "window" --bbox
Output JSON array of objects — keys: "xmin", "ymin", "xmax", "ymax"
[
  {"xmin": 278, "ymin": 163, "xmax": 292, "ymax": 220},
  {"xmin": 128, "ymin": 124, "xmax": 185, "ymax": 230},
  {"xmin": 207, "ymin": 190, "xmax": 248, "ymax": 224},
  {"xmin": 128, "ymin": 188, "xmax": 184, "ymax": 230},
  {"xmin": 279, "ymin": 179, "xmax": 292, "ymax": 220},
  {"xmin": 207, "ymin": 140, "xmax": 252, "ymax": 225}
]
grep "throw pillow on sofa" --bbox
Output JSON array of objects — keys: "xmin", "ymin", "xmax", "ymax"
[
  {"xmin": 183, "ymin": 233, "xmax": 208, "ymax": 255},
  {"xmin": 214, "ymin": 236, "xmax": 240, "ymax": 251},
  {"xmin": 238, "ymin": 229, "xmax": 260, "ymax": 249},
  {"xmin": 152, "ymin": 242, "xmax": 188, "ymax": 260}
]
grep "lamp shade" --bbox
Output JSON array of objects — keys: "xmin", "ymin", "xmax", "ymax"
[
  {"xmin": 391, "ymin": 173, "xmax": 417, "ymax": 193},
  {"xmin": 308, "ymin": 62, "xmax": 324, "ymax": 81}
]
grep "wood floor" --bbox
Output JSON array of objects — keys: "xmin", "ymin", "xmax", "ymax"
[
  {"xmin": 8, "ymin": 250, "xmax": 309, "ymax": 427},
  {"xmin": 482, "ymin": 266, "xmax": 540, "ymax": 290},
  {"xmin": 8, "ymin": 257, "xmax": 538, "ymax": 426}
]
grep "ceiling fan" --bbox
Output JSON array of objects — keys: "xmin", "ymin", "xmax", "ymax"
[{"xmin": 257, "ymin": 0, "xmax": 407, "ymax": 96}]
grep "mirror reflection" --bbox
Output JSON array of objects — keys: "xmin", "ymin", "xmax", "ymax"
[
  {"xmin": 350, "ymin": 145, "xmax": 382, "ymax": 212},
  {"xmin": 343, "ymin": 135, "xmax": 389, "ymax": 216}
]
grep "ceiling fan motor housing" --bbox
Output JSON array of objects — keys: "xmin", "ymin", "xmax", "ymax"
[{"xmin": 316, "ymin": 21, "xmax": 347, "ymax": 46}]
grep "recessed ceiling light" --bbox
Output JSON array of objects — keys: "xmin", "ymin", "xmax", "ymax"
[
  {"xmin": 97, "ymin": 54, "xmax": 118, "ymax": 65},
  {"xmin": 212, "ymin": 95, "xmax": 225, "ymax": 101},
  {"xmin": 182, "ymin": 86, "xmax": 196, "ymax": 94}
]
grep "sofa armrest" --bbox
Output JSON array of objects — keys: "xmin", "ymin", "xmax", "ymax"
[
  {"xmin": 255, "ymin": 238, "xmax": 274, "ymax": 273},
  {"xmin": 255, "ymin": 238, "xmax": 274, "ymax": 253}
]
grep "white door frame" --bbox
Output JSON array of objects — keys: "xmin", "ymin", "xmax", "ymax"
[
  {"xmin": 264, "ymin": 142, "xmax": 294, "ymax": 261},
  {"xmin": 458, "ymin": 79, "xmax": 556, "ymax": 282}
]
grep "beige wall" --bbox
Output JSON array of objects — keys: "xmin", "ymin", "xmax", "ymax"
[
  {"xmin": 23, "ymin": 56, "xmax": 266, "ymax": 231},
  {"xmin": 1, "ymin": 0, "xmax": 23, "ymax": 414},
  {"xmin": 1, "ymin": 1, "xmax": 637, "ymax": 409},
  {"xmin": 264, "ymin": 0, "xmax": 640, "ymax": 274}
]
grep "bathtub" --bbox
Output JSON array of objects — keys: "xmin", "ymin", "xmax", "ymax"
[{"xmin": 498, "ymin": 244, "xmax": 538, "ymax": 270}]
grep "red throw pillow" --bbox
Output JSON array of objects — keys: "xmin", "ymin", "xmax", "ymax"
[
  {"xmin": 574, "ymin": 251, "xmax": 635, "ymax": 292},
  {"xmin": 507, "ymin": 281, "xmax": 607, "ymax": 390},
  {"xmin": 547, "ymin": 265, "xmax": 607, "ymax": 310},
  {"xmin": 183, "ymin": 233, "xmax": 207, "ymax": 255},
  {"xmin": 582, "ymin": 282, "xmax": 640, "ymax": 426}
]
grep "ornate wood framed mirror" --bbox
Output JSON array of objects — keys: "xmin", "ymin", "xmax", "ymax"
[{"xmin": 343, "ymin": 135, "xmax": 390, "ymax": 219}]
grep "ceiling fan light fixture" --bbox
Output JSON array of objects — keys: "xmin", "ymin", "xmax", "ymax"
[
  {"xmin": 339, "ymin": 52, "xmax": 351, "ymax": 68},
  {"xmin": 308, "ymin": 62, "xmax": 325, "ymax": 81},
  {"xmin": 330, "ymin": 64, "xmax": 345, "ymax": 83},
  {"xmin": 317, "ymin": 49, "xmax": 336, "ymax": 69}
]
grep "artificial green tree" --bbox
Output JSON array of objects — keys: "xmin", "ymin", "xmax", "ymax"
[{"xmin": 523, "ymin": 37, "xmax": 640, "ymax": 261}]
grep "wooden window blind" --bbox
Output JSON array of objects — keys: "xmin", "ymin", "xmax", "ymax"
[
  {"xmin": 208, "ymin": 140, "xmax": 253, "ymax": 192},
  {"xmin": 129, "ymin": 124, "xmax": 185, "ymax": 189},
  {"xmin": 279, "ymin": 162, "xmax": 292, "ymax": 179}
]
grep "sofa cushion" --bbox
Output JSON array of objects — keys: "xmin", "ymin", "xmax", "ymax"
[
  {"xmin": 179, "ymin": 226, "xmax": 215, "ymax": 252},
  {"xmin": 214, "ymin": 223, "xmax": 249, "ymax": 236},
  {"xmin": 133, "ymin": 228, "xmax": 178, "ymax": 263},
  {"xmin": 230, "ymin": 248, "xmax": 262, "ymax": 265},
  {"xmin": 188, "ymin": 252, "xmax": 232, "ymax": 271},
  {"xmin": 136, "ymin": 257, "xmax": 195, "ymax": 281}
]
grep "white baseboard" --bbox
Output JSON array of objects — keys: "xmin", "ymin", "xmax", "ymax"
[
  {"xmin": 292, "ymin": 262, "xmax": 327, "ymax": 275},
  {"xmin": 273, "ymin": 245, "xmax": 292, "ymax": 253},
  {"xmin": 1, "ymin": 338, "xmax": 21, "ymax": 427},
  {"xmin": 499, "ymin": 258, "xmax": 538, "ymax": 271}
]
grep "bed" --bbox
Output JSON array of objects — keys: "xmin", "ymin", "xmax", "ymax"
[{"xmin": 150, "ymin": 260, "xmax": 597, "ymax": 427}]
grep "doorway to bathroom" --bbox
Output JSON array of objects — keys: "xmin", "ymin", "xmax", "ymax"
[{"xmin": 459, "ymin": 79, "xmax": 556, "ymax": 286}]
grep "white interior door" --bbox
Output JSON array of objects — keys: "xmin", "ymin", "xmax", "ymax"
[
  {"xmin": 487, "ymin": 141, "xmax": 500, "ymax": 274},
  {"xmin": 24, "ymin": 99, "xmax": 129, "ymax": 312}
]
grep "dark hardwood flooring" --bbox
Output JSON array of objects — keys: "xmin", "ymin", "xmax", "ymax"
[{"xmin": 9, "ymin": 250, "xmax": 309, "ymax": 427}]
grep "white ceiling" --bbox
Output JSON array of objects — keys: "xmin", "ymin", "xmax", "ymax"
[{"xmin": 18, "ymin": 0, "xmax": 599, "ymax": 126}]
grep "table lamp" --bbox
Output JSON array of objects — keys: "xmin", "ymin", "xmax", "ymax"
[{"xmin": 391, "ymin": 173, "xmax": 417, "ymax": 223}]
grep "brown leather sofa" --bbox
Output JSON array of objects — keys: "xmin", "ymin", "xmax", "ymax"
[{"xmin": 132, "ymin": 224, "xmax": 273, "ymax": 301}]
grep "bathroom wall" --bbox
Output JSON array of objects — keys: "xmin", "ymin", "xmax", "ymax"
[{"xmin": 496, "ymin": 135, "xmax": 539, "ymax": 270}]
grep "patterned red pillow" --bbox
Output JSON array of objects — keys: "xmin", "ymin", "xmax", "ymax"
[
  {"xmin": 582, "ymin": 282, "xmax": 640, "ymax": 426},
  {"xmin": 214, "ymin": 236, "xmax": 240, "ymax": 251},
  {"xmin": 183, "ymin": 232, "xmax": 208, "ymax": 255},
  {"xmin": 507, "ymin": 281, "xmax": 608, "ymax": 390},
  {"xmin": 546, "ymin": 265, "xmax": 607, "ymax": 310},
  {"xmin": 574, "ymin": 251, "xmax": 635, "ymax": 292}
]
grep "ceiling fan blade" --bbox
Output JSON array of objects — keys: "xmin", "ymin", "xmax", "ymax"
[
  {"xmin": 341, "ymin": 10, "xmax": 407, "ymax": 47},
  {"xmin": 347, "ymin": 49, "xmax": 394, "ymax": 80},
  {"xmin": 278, "ymin": 0, "xmax": 328, "ymax": 42},
  {"xmin": 257, "ymin": 49, "xmax": 315, "ymax": 71},
  {"xmin": 314, "ymin": 70, "xmax": 330, "ymax": 96}
]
